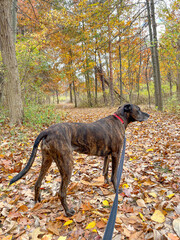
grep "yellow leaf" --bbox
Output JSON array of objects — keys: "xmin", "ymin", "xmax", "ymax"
[
  {"xmin": 103, "ymin": 200, "xmax": 109, "ymax": 207},
  {"xmin": 92, "ymin": 210, "xmax": 104, "ymax": 217},
  {"xmin": 102, "ymin": 218, "xmax": 108, "ymax": 223},
  {"xmin": 146, "ymin": 148, "xmax": 154, "ymax": 152},
  {"xmin": 167, "ymin": 193, "xmax": 175, "ymax": 199},
  {"xmin": 57, "ymin": 237, "xmax": 67, "ymax": 240},
  {"xmin": 149, "ymin": 192, "xmax": 157, "ymax": 198},
  {"xmin": 139, "ymin": 212, "xmax": 145, "ymax": 221},
  {"xmin": 151, "ymin": 210, "xmax": 165, "ymax": 223},
  {"xmin": 2, "ymin": 236, "xmax": 12, "ymax": 240},
  {"xmin": 85, "ymin": 221, "xmax": 96, "ymax": 229},
  {"xmin": 63, "ymin": 220, "xmax": 73, "ymax": 226},
  {"xmin": 122, "ymin": 183, "xmax": 129, "ymax": 188}
]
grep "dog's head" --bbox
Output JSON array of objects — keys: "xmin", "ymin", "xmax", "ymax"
[{"xmin": 117, "ymin": 104, "xmax": 149, "ymax": 123}]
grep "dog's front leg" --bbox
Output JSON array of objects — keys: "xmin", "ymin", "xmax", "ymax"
[{"xmin": 111, "ymin": 152, "xmax": 120, "ymax": 193}]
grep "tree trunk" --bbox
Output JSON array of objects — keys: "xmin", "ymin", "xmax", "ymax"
[
  {"xmin": 12, "ymin": 0, "xmax": 17, "ymax": 42},
  {"xmin": 98, "ymin": 52, "xmax": 107, "ymax": 105},
  {"xmin": 108, "ymin": 13, "xmax": 114, "ymax": 106},
  {"xmin": 117, "ymin": 2, "xmax": 123, "ymax": 104},
  {"xmin": 85, "ymin": 69, "xmax": 92, "ymax": 107},
  {"xmin": 94, "ymin": 52, "xmax": 98, "ymax": 105},
  {"xmin": 72, "ymin": 80, "xmax": 77, "ymax": 107},
  {"xmin": 0, "ymin": 0, "xmax": 23, "ymax": 124},
  {"xmin": 177, "ymin": 37, "xmax": 180, "ymax": 102},
  {"xmin": 137, "ymin": 49, "xmax": 142, "ymax": 103},
  {"xmin": 167, "ymin": 71, "xmax": 172, "ymax": 97},
  {"xmin": 127, "ymin": 39, "xmax": 133, "ymax": 103},
  {"xmin": 55, "ymin": 89, "xmax": 59, "ymax": 104},
  {"xmin": 150, "ymin": 0, "xmax": 163, "ymax": 111},
  {"xmin": 69, "ymin": 83, "xmax": 73, "ymax": 103},
  {"xmin": 146, "ymin": 0, "xmax": 158, "ymax": 107},
  {"xmin": 118, "ymin": 39, "xmax": 123, "ymax": 105},
  {"xmin": 145, "ymin": 54, "xmax": 151, "ymax": 107}
]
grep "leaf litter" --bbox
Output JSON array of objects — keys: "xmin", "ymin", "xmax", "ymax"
[{"xmin": 0, "ymin": 105, "xmax": 179, "ymax": 239}]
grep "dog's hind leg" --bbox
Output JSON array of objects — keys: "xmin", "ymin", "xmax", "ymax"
[
  {"xmin": 55, "ymin": 152, "xmax": 75, "ymax": 217},
  {"xmin": 103, "ymin": 155, "xmax": 110, "ymax": 184},
  {"xmin": 35, "ymin": 150, "xmax": 53, "ymax": 203}
]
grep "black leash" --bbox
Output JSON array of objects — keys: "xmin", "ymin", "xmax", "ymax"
[{"xmin": 103, "ymin": 136, "xmax": 126, "ymax": 240}]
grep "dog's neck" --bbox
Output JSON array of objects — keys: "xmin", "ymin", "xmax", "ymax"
[
  {"xmin": 113, "ymin": 114, "xmax": 124, "ymax": 124},
  {"xmin": 113, "ymin": 112, "xmax": 129, "ymax": 129}
]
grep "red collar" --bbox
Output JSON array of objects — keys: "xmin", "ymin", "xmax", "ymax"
[{"xmin": 113, "ymin": 114, "xmax": 124, "ymax": 124}]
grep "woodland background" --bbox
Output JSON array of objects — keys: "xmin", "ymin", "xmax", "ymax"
[
  {"xmin": 0, "ymin": 0, "xmax": 180, "ymax": 240},
  {"xmin": 0, "ymin": 0, "xmax": 179, "ymax": 124}
]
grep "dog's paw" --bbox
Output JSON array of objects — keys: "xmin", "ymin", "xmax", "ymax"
[{"xmin": 65, "ymin": 208, "xmax": 75, "ymax": 217}]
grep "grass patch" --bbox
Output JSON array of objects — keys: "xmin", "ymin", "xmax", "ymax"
[{"xmin": 24, "ymin": 104, "xmax": 65, "ymax": 129}]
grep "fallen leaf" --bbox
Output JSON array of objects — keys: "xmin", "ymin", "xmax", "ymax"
[
  {"xmin": 173, "ymin": 218, "xmax": 180, "ymax": 237},
  {"xmin": 129, "ymin": 230, "xmax": 144, "ymax": 240},
  {"xmin": 57, "ymin": 237, "xmax": 67, "ymax": 240},
  {"xmin": 102, "ymin": 200, "xmax": 109, "ymax": 207},
  {"xmin": 168, "ymin": 232, "xmax": 179, "ymax": 240},
  {"xmin": 63, "ymin": 220, "xmax": 73, "ymax": 226},
  {"xmin": 136, "ymin": 199, "xmax": 146, "ymax": 208},
  {"xmin": 41, "ymin": 235, "xmax": 53, "ymax": 240},
  {"xmin": 85, "ymin": 221, "xmax": 96, "ymax": 229},
  {"xmin": 30, "ymin": 227, "xmax": 43, "ymax": 240},
  {"xmin": 151, "ymin": 210, "xmax": 165, "ymax": 223},
  {"xmin": 139, "ymin": 212, "xmax": 146, "ymax": 221},
  {"xmin": 149, "ymin": 192, "xmax": 157, "ymax": 198},
  {"xmin": 167, "ymin": 193, "xmax": 175, "ymax": 199},
  {"xmin": 46, "ymin": 221, "xmax": 60, "ymax": 235},
  {"xmin": 96, "ymin": 220, "xmax": 106, "ymax": 229},
  {"xmin": 2, "ymin": 236, "xmax": 12, "ymax": 240},
  {"xmin": 75, "ymin": 212, "xmax": 85, "ymax": 223}
]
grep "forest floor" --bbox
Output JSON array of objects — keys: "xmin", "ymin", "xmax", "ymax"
[{"xmin": 0, "ymin": 104, "xmax": 180, "ymax": 240}]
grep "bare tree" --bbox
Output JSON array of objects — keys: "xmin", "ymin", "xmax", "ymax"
[{"xmin": 146, "ymin": 0, "xmax": 163, "ymax": 110}]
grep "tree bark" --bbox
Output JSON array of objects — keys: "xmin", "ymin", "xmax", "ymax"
[
  {"xmin": 72, "ymin": 79, "xmax": 77, "ymax": 107},
  {"xmin": 117, "ymin": 1, "xmax": 123, "ymax": 104},
  {"xmin": 167, "ymin": 71, "xmax": 172, "ymax": 97},
  {"xmin": 69, "ymin": 83, "xmax": 73, "ymax": 103},
  {"xmin": 94, "ymin": 52, "xmax": 98, "ymax": 105},
  {"xmin": 55, "ymin": 89, "xmax": 59, "ymax": 104},
  {"xmin": 98, "ymin": 52, "xmax": 107, "ymax": 105},
  {"xmin": 145, "ymin": 54, "xmax": 151, "ymax": 107},
  {"xmin": 12, "ymin": 0, "xmax": 17, "ymax": 42},
  {"xmin": 150, "ymin": 0, "xmax": 163, "ymax": 110},
  {"xmin": 177, "ymin": 37, "xmax": 180, "ymax": 102},
  {"xmin": 108, "ymin": 10, "xmax": 114, "ymax": 106},
  {"xmin": 69, "ymin": 49, "xmax": 77, "ymax": 107},
  {"xmin": 146, "ymin": 0, "xmax": 158, "ymax": 107},
  {"xmin": 0, "ymin": 0, "xmax": 24, "ymax": 124}
]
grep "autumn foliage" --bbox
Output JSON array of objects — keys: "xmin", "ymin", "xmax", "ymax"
[{"xmin": 13, "ymin": 0, "xmax": 180, "ymax": 107}]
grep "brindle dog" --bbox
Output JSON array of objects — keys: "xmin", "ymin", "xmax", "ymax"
[{"xmin": 10, "ymin": 104, "xmax": 149, "ymax": 216}]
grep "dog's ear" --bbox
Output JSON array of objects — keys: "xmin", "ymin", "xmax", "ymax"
[{"xmin": 124, "ymin": 104, "xmax": 132, "ymax": 112}]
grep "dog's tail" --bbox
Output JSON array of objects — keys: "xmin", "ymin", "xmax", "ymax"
[{"xmin": 9, "ymin": 131, "xmax": 48, "ymax": 186}]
